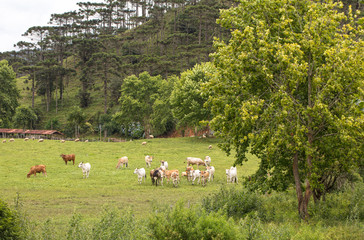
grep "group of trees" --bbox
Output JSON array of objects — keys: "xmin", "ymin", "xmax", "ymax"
[{"xmin": 0, "ymin": 0, "xmax": 232, "ymax": 117}]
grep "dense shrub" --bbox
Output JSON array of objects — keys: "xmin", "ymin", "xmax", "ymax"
[
  {"xmin": 201, "ymin": 186, "xmax": 262, "ymax": 219},
  {"xmin": 0, "ymin": 199, "xmax": 21, "ymax": 240},
  {"xmin": 310, "ymin": 182, "xmax": 364, "ymax": 223},
  {"xmin": 148, "ymin": 200, "xmax": 241, "ymax": 240}
]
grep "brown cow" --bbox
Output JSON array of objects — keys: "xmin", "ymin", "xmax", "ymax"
[
  {"xmin": 116, "ymin": 156, "xmax": 128, "ymax": 169},
  {"xmin": 162, "ymin": 169, "xmax": 179, "ymax": 184},
  {"xmin": 27, "ymin": 165, "xmax": 47, "ymax": 178},
  {"xmin": 60, "ymin": 154, "xmax": 75, "ymax": 165}
]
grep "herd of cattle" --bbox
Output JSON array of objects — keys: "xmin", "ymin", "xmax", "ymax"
[
  {"xmin": 3, "ymin": 138, "xmax": 238, "ymax": 187},
  {"xmin": 129, "ymin": 155, "xmax": 238, "ymax": 187}
]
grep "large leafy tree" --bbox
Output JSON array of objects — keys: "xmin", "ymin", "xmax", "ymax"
[
  {"xmin": 170, "ymin": 62, "xmax": 214, "ymax": 134},
  {"xmin": 205, "ymin": 0, "xmax": 364, "ymax": 219},
  {"xmin": 0, "ymin": 60, "xmax": 19, "ymax": 127},
  {"xmin": 113, "ymin": 71, "xmax": 172, "ymax": 138}
]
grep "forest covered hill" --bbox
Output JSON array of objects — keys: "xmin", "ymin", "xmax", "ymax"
[
  {"xmin": 0, "ymin": 0, "xmax": 362, "ymax": 139},
  {"xmin": 0, "ymin": 0, "xmax": 235, "ymax": 138}
]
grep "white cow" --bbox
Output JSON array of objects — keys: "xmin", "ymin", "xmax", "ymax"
[
  {"xmin": 134, "ymin": 168, "xmax": 146, "ymax": 184},
  {"xmin": 226, "ymin": 167, "xmax": 238, "ymax": 183},
  {"xmin": 161, "ymin": 160, "xmax": 168, "ymax": 170},
  {"xmin": 78, "ymin": 162, "xmax": 91, "ymax": 178},
  {"xmin": 191, "ymin": 170, "xmax": 201, "ymax": 185},
  {"xmin": 204, "ymin": 156, "xmax": 211, "ymax": 166},
  {"xmin": 206, "ymin": 166, "xmax": 215, "ymax": 182}
]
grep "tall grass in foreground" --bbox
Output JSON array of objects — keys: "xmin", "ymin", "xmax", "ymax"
[{"xmin": 2, "ymin": 183, "xmax": 363, "ymax": 239}]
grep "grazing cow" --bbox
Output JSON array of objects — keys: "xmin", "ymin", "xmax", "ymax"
[
  {"xmin": 24, "ymin": 138, "xmax": 29, "ymax": 141},
  {"xmin": 142, "ymin": 141, "xmax": 147, "ymax": 145},
  {"xmin": 152, "ymin": 169, "xmax": 163, "ymax": 186},
  {"xmin": 145, "ymin": 155, "xmax": 153, "ymax": 168},
  {"xmin": 185, "ymin": 157, "xmax": 205, "ymax": 168},
  {"xmin": 191, "ymin": 170, "xmax": 201, "ymax": 185},
  {"xmin": 171, "ymin": 172, "xmax": 180, "ymax": 187},
  {"xmin": 185, "ymin": 166, "xmax": 194, "ymax": 181},
  {"xmin": 116, "ymin": 156, "xmax": 128, "ymax": 169},
  {"xmin": 162, "ymin": 169, "xmax": 179, "ymax": 184},
  {"xmin": 160, "ymin": 160, "xmax": 168, "ymax": 170},
  {"xmin": 204, "ymin": 156, "xmax": 211, "ymax": 166},
  {"xmin": 200, "ymin": 170, "xmax": 210, "ymax": 186},
  {"xmin": 38, "ymin": 139, "xmax": 44, "ymax": 142},
  {"xmin": 206, "ymin": 166, "xmax": 215, "ymax": 182},
  {"xmin": 27, "ymin": 165, "xmax": 47, "ymax": 178},
  {"xmin": 133, "ymin": 168, "xmax": 146, "ymax": 184},
  {"xmin": 78, "ymin": 162, "xmax": 91, "ymax": 178},
  {"xmin": 60, "ymin": 154, "xmax": 75, "ymax": 165},
  {"xmin": 226, "ymin": 167, "xmax": 238, "ymax": 183},
  {"xmin": 9, "ymin": 138, "xmax": 14, "ymax": 142}
]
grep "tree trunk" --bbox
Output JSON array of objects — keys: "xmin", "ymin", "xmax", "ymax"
[
  {"xmin": 104, "ymin": 70, "xmax": 108, "ymax": 114},
  {"xmin": 292, "ymin": 151, "xmax": 311, "ymax": 220},
  {"xmin": 32, "ymin": 72, "xmax": 35, "ymax": 108}
]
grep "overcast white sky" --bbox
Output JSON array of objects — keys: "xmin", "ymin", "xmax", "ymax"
[{"xmin": 0, "ymin": 0, "xmax": 81, "ymax": 52}]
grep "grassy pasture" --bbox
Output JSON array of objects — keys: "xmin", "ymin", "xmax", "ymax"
[{"xmin": 0, "ymin": 137, "xmax": 259, "ymax": 226}]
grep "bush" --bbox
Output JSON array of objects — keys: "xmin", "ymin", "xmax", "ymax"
[
  {"xmin": 201, "ymin": 186, "xmax": 262, "ymax": 219},
  {"xmin": 0, "ymin": 199, "xmax": 21, "ymax": 240},
  {"xmin": 310, "ymin": 182, "xmax": 364, "ymax": 223},
  {"xmin": 148, "ymin": 200, "xmax": 241, "ymax": 240}
]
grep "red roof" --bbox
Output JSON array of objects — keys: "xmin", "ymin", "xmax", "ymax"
[{"xmin": 0, "ymin": 128, "xmax": 63, "ymax": 135}]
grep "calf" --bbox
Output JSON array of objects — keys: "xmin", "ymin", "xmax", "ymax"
[
  {"xmin": 162, "ymin": 169, "xmax": 179, "ymax": 184},
  {"xmin": 206, "ymin": 166, "xmax": 215, "ymax": 182},
  {"xmin": 200, "ymin": 170, "xmax": 210, "ymax": 186},
  {"xmin": 186, "ymin": 166, "xmax": 194, "ymax": 181},
  {"xmin": 204, "ymin": 156, "xmax": 211, "ymax": 166},
  {"xmin": 160, "ymin": 160, "xmax": 168, "ymax": 170},
  {"xmin": 60, "ymin": 154, "xmax": 75, "ymax": 165},
  {"xmin": 152, "ymin": 169, "xmax": 163, "ymax": 186},
  {"xmin": 226, "ymin": 167, "xmax": 238, "ymax": 183},
  {"xmin": 171, "ymin": 172, "xmax": 180, "ymax": 187},
  {"xmin": 116, "ymin": 156, "xmax": 128, "ymax": 169},
  {"xmin": 78, "ymin": 162, "xmax": 91, "ymax": 178},
  {"xmin": 191, "ymin": 170, "xmax": 201, "ymax": 185},
  {"xmin": 145, "ymin": 155, "xmax": 153, "ymax": 168},
  {"xmin": 133, "ymin": 168, "xmax": 146, "ymax": 184},
  {"xmin": 27, "ymin": 165, "xmax": 47, "ymax": 178}
]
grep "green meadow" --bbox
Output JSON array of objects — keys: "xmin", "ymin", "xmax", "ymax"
[{"xmin": 0, "ymin": 137, "xmax": 258, "ymax": 224}]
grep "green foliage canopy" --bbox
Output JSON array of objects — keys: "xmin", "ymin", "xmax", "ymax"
[
  {"xmin": 170, "ymin": 62, "xmax": 214, "ymax": 130},
  {"xmin": 0, "ymin": 60, "xmax": 19, "ymax": 127},
  {"xmin": 13, "ymin": 106, "xmax": 38, "ymax": 130},
  {"xmin": 205, "ymin": 0, "xmax": 364, "ymax": 219},
  {"xmin": 114, "ymin": 71, "xmax": 174, "ymax": 137}
]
